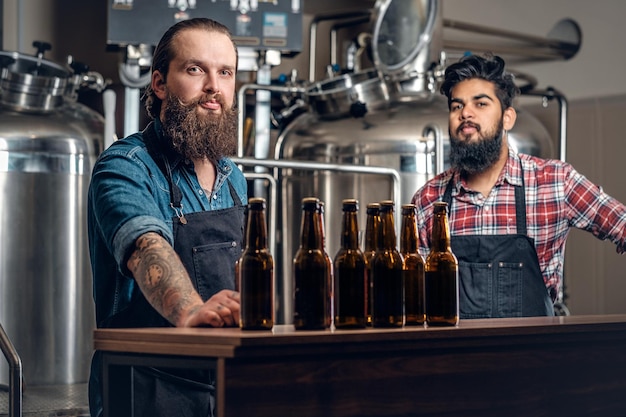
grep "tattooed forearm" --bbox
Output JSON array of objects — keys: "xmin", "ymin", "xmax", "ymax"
[{"xmin": 127, "ymin": 232, "xmax": 201, "ymax": 325}]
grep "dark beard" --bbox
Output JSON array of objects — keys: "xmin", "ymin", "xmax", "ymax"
[
  {"xmin": 449, "ymin": 118, "xmax": 504, "ymax": 175},
  {"xmin": 162, "ymin": 92, "xmax": 238, "ymax": 162}
]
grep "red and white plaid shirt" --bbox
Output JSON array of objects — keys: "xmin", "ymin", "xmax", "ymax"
[{"xmin": 412, "ymin": 146, "xmax": 626, "ymax": 297}]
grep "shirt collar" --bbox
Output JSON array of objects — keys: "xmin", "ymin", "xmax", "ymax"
[{"xmin": 502, "ymin": 146, "xmax": 523, "ymax": 187}]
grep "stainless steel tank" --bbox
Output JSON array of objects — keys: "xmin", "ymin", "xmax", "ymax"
[
  {"xmin": 0, "ymin": 49, "xmax": 103, "ymax": 386},
  {"xmin": 273, "ymin": 0, "xmax": 554, "ymax": 323}
]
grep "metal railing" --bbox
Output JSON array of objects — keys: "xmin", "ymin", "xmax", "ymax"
[
  {"xmin": 0, "ymin": 321, "xmax": 22, "ymax": 417},
  {"xmin": 233, "ymin": 156, "xmax": 402, "ymax": 260}
]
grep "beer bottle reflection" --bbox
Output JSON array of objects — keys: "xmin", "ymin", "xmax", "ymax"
[
  {"xmin": 293, "ymin": 197, "xmax": 330, "ymax": 330},
  {"xmin": 401, "ymin": 204, "xmax": 425, "ymax": 326},
  {"xmin": 333, "ymin": 199, "xmax": 366, "ymax": 329},
  {"xmin": 363, "ymin": 203, "xmax": 380, "ymax": 327},
  {"xmin": 239, "ymin": 198, "xmax": 274, "ymax": 330},
  {"xmin": 371, "ymin": 200, "xmax": 404, "ymax": 328},
  {"xmin": 425, "ymin": 201, "xmax": 459, "ymax": 326}
]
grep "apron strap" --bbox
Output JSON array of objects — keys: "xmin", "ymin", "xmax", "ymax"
[
  {"xmin": 514, "ymin": 171, "xmax": 527, "ymax": 235},
  {"xmin": 442, "ymin": 160, "xmax": 528, "ymax": 235},
  {"xmin": 142, "ymin": 122, "xmax": 183, "ymax": 211}
]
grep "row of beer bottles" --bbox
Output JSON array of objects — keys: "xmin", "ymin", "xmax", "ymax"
[
  {"xmin": 237, "ymin": 197, "xmax": 459, "ymax": 330},
  {"xmin": 363, "ymin": 200, "xmax": 459, "ymax": 328}
]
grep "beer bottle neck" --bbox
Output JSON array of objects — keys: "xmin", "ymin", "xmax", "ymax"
[
  {"xmin": 246, "ymin": 210, "xmax": 268, "ymax": 249},
  {"xmin": 364, "ymin": 215, "xmax": 379, "ymax": 251},
  {"xmin": 431, "ymin": 211, "xmax": 451, "ymax": 252},
  {"xmin": 400, "ymin": 213, "xmax": 418, "ymax": 253},
  {"xmin": 341, "ymin": 211, "xmax": 360, "ymax": 249},
  {"xmin": 378, "ymin": 211, "xmax": 397, "ymax": 250},
  {"xmin": 301, "ymin": 209, "xmax": 322, "ymax": 249}
]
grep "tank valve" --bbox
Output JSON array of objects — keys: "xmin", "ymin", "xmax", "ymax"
[{"xmin": 349, "ymin": 101, "xmax": 368, "ymax": 118}]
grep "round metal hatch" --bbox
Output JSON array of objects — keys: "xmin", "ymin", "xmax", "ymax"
[
  {"xmin": 371, "ymin": 0, "xmax": 439, "ymax": 79},
  {"xmin": 0, "ymin": 51, "xmax": 71, "ymax": 112}
]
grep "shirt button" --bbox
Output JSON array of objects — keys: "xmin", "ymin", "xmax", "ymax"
[{"xmin": 213, "ymin": 194, "xmax": 217, "ymax": 200}]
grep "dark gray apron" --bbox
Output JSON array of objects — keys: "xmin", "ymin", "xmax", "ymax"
[
  {"xmin": 442, "ymin": 172, "xmax": 553, "ymax": 318},
  {"xmin": 104, "ymin": 122, "xmax": 245, "ymax": 417}
]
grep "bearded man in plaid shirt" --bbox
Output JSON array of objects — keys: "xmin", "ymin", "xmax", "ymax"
[{"xmin": 412, "ymin": 54, "xmax": 626, "ymax": 319}]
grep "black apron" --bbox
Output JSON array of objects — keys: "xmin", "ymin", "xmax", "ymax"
[
  {"xmin": 104, "ymin": 122, "xmax": 245, "ymax": 417},
  {"xmin": 442, "ymin": 172, "xmax": 553, "ymax": 318}
]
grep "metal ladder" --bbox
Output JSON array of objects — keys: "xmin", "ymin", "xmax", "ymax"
[{"xmin": 0, "ymin": 321, "xmax": 22, "ymax": 417}]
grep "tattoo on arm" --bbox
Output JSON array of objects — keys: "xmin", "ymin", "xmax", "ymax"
[{"xmin": 127, "ymin": 232, "xmax": 200, "ymax": 325}]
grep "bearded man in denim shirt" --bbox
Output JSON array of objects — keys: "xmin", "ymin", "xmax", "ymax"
[{"xmin": 87, "ymin": 18, "xmax": 247, "ymax": 417}]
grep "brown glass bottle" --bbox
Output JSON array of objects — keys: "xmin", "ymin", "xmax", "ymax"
[
  {"xmin": 318, "ymin": 201, "xmax": 333, "ymax": 328},
  {"xmin": 425, "ymin": 202, "xmax": 459, "ymax": 326},
  {"xmin": 293, "ymin": 197, "xmax": 330, "ymax": 330},
  {"xmin": 371, "ymin": 200, "xmax": 404, "ymax": 328},
  {"xmin": 239, "ymin": 198, "xmax": 274, "ymax": 330},
  {"xmin": 234, "ymin": 205, "xmax": 248, "ymax": 292},
  {"xmin": 363, "ymin": 203, "xmax": 380, "ymax": 327},
  {"xmin": 333, "ymin": 199, "xmax": 366, "ymax": 329},
  {"xmin": 400, "ymin": 204, "xmax": 425, "ymax": 326}
]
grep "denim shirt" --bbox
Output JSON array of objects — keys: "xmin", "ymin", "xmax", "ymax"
[{"xmin": 87, "ymin": 119, "xmax": 247, "ymax": 327}]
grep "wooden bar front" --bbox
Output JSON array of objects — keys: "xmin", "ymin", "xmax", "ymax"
[{"xmin": 95, "ymin": 315, "xmax": 626, "ymax": 417}]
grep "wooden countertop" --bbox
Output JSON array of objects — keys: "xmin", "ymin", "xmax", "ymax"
[
  {"xmin": 94, "ymin": 314, "xmax": 626, "ymax": 357},
  {"xmin": 96, "ymin": 314, "xmax": 626, "ymax": 417}
]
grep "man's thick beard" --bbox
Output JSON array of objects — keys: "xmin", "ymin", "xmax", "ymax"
[
  {"xmin": 162, "ymin": 92, "xmax": 238, "ymax": 162},
  {"xmin": 449, "ymin": 118, "xmax": 504, "ymax": 175}
]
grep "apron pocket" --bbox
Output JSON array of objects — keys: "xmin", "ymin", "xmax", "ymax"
[
  {"xmin": 458, "ymin": 261, "xmax": 493, "ymax": 318},
  {"xmin": 192, "ymin": 241, "xmax": 239, "ymax": 300},
  {"xmin": 496, "ymin": 262, "xmax": 523, "ymax": 317}
]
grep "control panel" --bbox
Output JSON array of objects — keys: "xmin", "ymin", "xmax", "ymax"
[{"xmin": 107, "ymin": 0, "xmax": 302, "ymax": 53}]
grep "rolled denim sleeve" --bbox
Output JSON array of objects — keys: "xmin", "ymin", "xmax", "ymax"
[
  {"xmin": 89, "ymin": 137, "xmax": 174, "ymax": 277},
  {"xmin": 112, "ymin": 215, "xmax": 172, "ymax": 273}
]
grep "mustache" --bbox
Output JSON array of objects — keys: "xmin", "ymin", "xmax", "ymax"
[
  {"xmin": 173, "ymin": 93, "xmax": 228, "ymax": 109},
  {"xmin": 457, "ymin": 121, "xmax": 480, "ymax": 134}
]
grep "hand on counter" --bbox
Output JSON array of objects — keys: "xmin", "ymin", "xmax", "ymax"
[{"xmin": 182, "ymin": 290, "xmax": 241, "ymax": 328}]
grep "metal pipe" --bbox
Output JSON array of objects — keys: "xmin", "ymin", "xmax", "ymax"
[
  {"xmin": 443, "ymin": 18, "xmax": 581, "ymax": 61},
  {"xmin": 232, "ymin": 156, "xmax": 402, "ymax": 218},
  {"xmin": 523, "ymin": 87, "xmax": 568, "ymax": 162},
  {"xmin": 236, "ymin": 83, "xmax": 307, "ymax": 158},
  {"xmin": 330, "ymin": 16, "xmax": 371, "ymax": 69},
  {"xmin": 1, "ymin": 321, "xmax": 22, "ymax": 417},
  {"xmin": 308, "ymin": 10, "xmax": 372, "ymax": 82},
  {"xmin": 240, "ymin": 171, "xmax": 277, "ymax": 259},
  {"xmin": 423, "ymin": 123, "xmax": 445, "ymax": 175}
]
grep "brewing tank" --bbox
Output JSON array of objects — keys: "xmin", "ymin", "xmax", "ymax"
[
  {"xmin": 272, "ymin": 0, "xmax": 555, "ymax": 324},
  {"xmin": 276, "ymin": 89, "xmax": 552, "ymax": 309},
  {"xmin": 0, "ymin": 49, "xmax": 102, "ymax": 386}
]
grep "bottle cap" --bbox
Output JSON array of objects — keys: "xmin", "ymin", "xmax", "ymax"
[
  {"xmin": 342, "ymin": 198, "xmax": 359, "ymax": 212},
  {"xmin": 401, "ymin": 203, "xmax": 416, "ymax": 215},
  {"xmin": 248, "ymin": 197, "xmax": 266, "ymax": 210},
  {"xmin": 379, "ymin": 200, "xmax": 394, "ymax": 212},
  {"xmin": 302, "ymin": 197, "xmax": 320, "ymax": 210}
]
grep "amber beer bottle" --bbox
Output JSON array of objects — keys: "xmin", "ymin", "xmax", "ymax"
[
  {"xmin": 293, "ymin": 197, "xmax": 330, "ymax": 330},
  {"xmin": 333, "ymin": 199, "xmax": 367, "ymax": 329},
  {"xmin": 363, "ymin": 203, "xmax": 380, "ymax": 326},
  {"xmin": 239, "ymin": 198, "xmax": 274, "ymax": 330},
  {"xmin": 371, "ymin": 200, "xmax": 404, "ymax": 328},
  {"xmin": 317, "ymin": 201, "xmax": 333, "ymax": 328},
  {"xmin": 401, "ymin": 204, "xmax": 425, "ymax": 326},
  {"xmin": 425, "ymin": 202, "xmax": 459, "ymax": 326}
]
